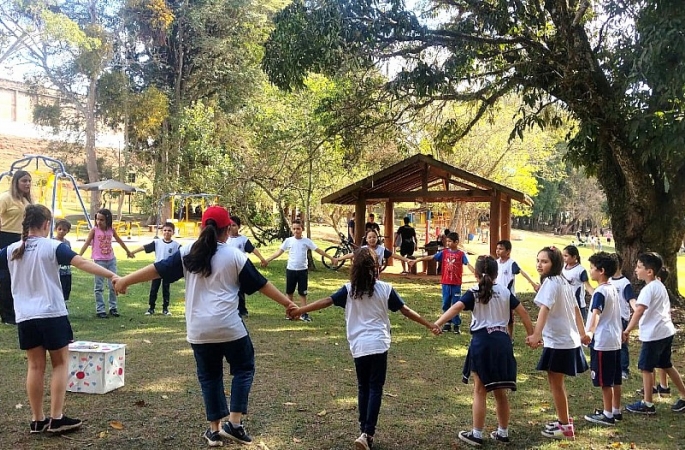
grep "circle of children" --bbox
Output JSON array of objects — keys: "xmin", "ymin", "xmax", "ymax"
[{"xmin": 1, "ymin": 175, "xmax": 683, "ymax": 448}]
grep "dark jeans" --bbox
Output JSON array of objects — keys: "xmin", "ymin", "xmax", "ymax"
[
  {"xmin": 621, "ymin": 318, "xmax": 630, "ymax": 374},
  {"xmin": 149, "ymin": 278, "xmax": 170, "ymax": 310},
  {"xmin": 191, "ymin": 336, "xmax": 255, "ymax": 421},
  {"xmin": 0, "ymin": 231, "xmax": 20, "ymax": 324},
  {"xmin": 238, "ymin": 289, "xmax": 248, "ymax": 315},
  {"xmin": 354, "ymin": 351, "xmax": 388, "ymax": 437},
  {"xmin": 60, "ymin": 274, "xmax": 72, "ymax": 302}
]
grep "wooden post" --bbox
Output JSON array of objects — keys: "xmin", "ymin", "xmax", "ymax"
[
  {"xmin": 489, "ymin": 191, "xmax": 502, "ymax": 256},
  {"xmin": 354, "ymin": 198, "xmax": 366, "ymax": 246},
  {"xmin": 384, "ymin": 201, "xmax": 394, "ymax": 265},
  {"xmin": 501, "ymin": 196, "xmax": 511, "ymax": 241}
]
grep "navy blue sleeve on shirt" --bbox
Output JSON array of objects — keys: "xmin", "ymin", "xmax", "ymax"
[
  {"xmin": 331, "ymin": 286, "xmax": 349, "ymax": 308},
  {"xmin": 459, "ymin": 290, "xmax": 476, "ymax": 311},
  {"xmin": 383, "ymin": 248, "xmax": 392, "ymax": 260},
  {"xmin": 154, "ymin": 251, "xmax": 185, "ymax": 283},
  {"xmin": 143, "ymin": 241, "xmax": 156, "ymax": 253},
  {"xmin": 387, "ymin": 288, "xmax": 405, "ymax": 312},
  {"xmin": 56, "ymin": 243, "xmax": 78, "ymax": 266},
  {"xmin": 0, "ymin": 247, "xmax": 7, "ymax": 271},
  {"xmin": 590, "ymin": 291, "xmax": 606, "ymax": 312},
  {"xmin": 580, "ymin": 269, "xmax": 589, "ymax": 283},
  {"xmin": 238, "ymin": 259, "xmax": 268, "ymax": 295},
  {"xmin": 512, "ymin": 261, "xmax": 521, "ymax": 275},
  {"xmin": 244, "ymin": 239, "xmax": 255, "ymax": 254},
  {"xmin": 624, "ymin": 283, "xmax": 636, "ymax": 302},
  {"xmin": 509, "ymin": 293, "xmax": 521, "ymax": 310},
  {"xmin": 433, "ymin": 250, "xmax": 443, "ymax": 262}
]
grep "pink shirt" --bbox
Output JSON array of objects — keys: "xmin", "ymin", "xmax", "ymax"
[{"xmin": 91, "ymin": 227, "xmax": 115, "ymax": 261}]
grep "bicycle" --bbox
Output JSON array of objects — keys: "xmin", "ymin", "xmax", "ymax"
[{"xmin": 322, "ymin": 232, "xmax": 357, "ymax": 270}]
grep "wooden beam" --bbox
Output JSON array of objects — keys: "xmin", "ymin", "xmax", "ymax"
[
  {"xmin": 501, "ymin": 195, "xmax": 511, "ymax": 241},
  {"xmin": 384, "ymin": 201, "xmax": 394, "ymax": 265},
  {"xmin": 489, "ymin": 191, "xmax": 502, "ymax": 256},
  {"xmin": 365, "ymin": 189, "xmax": 492, "ymax": 201},
  {"xmin": 354, "ymin": 197, "xmax": 366, "ymax": 246}
]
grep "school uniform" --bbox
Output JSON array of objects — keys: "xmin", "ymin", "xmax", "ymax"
[
  {"xmin": 635, "ymin": 280, "xmax": 676, "ymax": 371},
  {"xmin": 362, "ymin": 245, "xmax": 392, "ymax": 278},
  {"xmin": 460, "ymin": 283, "xmax": 519, "ymax": 391},
  {"xmin": 57, "ymin": 238, "xmax": 72, "ymax": 302},
  {"xmin": 587, "ymin": 283, "xmax": 622, "ymax": 387},
  {"xmin": 609, "ymin": 276, "xmax": 635, "ymax": 374},
  {"xmin": 0, "ymin": 237, "xmax": 77, "ymax": 350},
  {"xmin": 280, "ymin": 237, "xmax": 317, "ymax": 295},
  {"xmin": 534, "ymin": 275, "xmax": 588, "ymax": 376},
  {"xmin": 142, "ymin": 238, "xmax": 181, "ymax": 311},
  {"xmin": 563, "ymin": 263, "xmax": 590, "ymax": 321},
  {"xmin": 496, "ymin": 258, "xmax": 522, "ymax": 295},
  {"xmin": 226, "ymin": 234, "xmax": 258, "ymax": 315}
]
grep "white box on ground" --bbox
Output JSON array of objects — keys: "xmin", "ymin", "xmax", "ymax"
[{"xmin": 67, "ymin": 341, "xmax": 126, "ymax": 394}]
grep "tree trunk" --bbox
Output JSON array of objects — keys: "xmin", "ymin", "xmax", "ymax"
[{"xmin": 85, "ymin": 77, "xmax": 100, "ymax": 217}]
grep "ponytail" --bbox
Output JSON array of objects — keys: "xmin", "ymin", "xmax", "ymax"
[
  {"xmin": 349, "ymin": 247, "xmax": 377, "ymax": 299},
  {"xmin": 182, "ymin": 220, "xmax": 227, "ymax": 277},
  {"xmin": 474, "ymin": 255, "xmax": 498, "ymax": 305},
  {"xmin": 11, "ymin": 204, "xmax": 51, "ymax": 260}
]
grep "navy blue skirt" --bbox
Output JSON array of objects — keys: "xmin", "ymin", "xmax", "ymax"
[
  {"xmin": 462, "ymin": 328, "xmax": 517, "ymax": 392},
  {"xmin": 536, "ymin": 346, "xmax": 589, "ymax": 376}
]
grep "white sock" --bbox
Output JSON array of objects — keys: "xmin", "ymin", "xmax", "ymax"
[
  {"xmin": 230, "ymin": 421, "xmax": 242, "ymax": 428},
  {"xmin": 603, "ymin": 410, "xmax": 613, "ymax": 419},
  {"xmin": 497, "ymin": 427, "xmax": 509, "ymax": 437},
  {"xmin": 472, "ymin": 428, "xmax": 483, "ymax": 439},
  {"xmin": 612, "ymin": 408, "xmax": 621, "ymax": 415}
]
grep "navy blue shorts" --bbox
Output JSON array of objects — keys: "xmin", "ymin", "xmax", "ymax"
[
  {"xmin": 18, "ymin": 316, "xmax": 73, "ymax": 351},
  {"xmin": 285, "ymin": 269, "xmax": 308, "ymax": 296},
  {"xmin": 537, "ymin": 347, "xmax": 588, "ymax": 376},
  {"xmin": 638, "ymin": 335, "xmax": 674, "ymax": 371},
  {"xmin": 590, "ymin": 348, "xmax": 622, "ymax": 387}
]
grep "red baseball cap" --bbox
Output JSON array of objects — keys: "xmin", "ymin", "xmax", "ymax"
[{"xmin": 201, "ymin": 206, "xmax": 233, "ymax": 229}]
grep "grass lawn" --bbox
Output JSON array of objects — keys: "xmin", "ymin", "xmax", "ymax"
[{"xmin": 1, "ymin": 229, "xmax": 684, "ymax": 449}]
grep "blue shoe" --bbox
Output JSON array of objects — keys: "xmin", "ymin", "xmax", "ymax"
[{"xmin": 626, "ymin": 400, "xmax": 656, "ymax": 415}]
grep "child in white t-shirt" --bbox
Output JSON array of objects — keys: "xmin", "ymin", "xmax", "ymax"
[
  {"xmin": 562, "ymin": 245, "xmax": 595, "ymax": 321},
  {"xmin": 526, "ymin": 246, "xmax": 589, "ymax": 441},
  {"xmin": 624, "ymin": 252, "xmax": 685, "ymax": 415},
  {"xmin": 263, "ymin": 220, "xmax": 334, "ymax": 322},
  {"xmin": 583, "ymin": 252, "xmax": 623, "ymax": 426},
  {"xmin": 609, "ymin": 253, "xmax": 636, "ymax": 379},
  {"xmin": 291, "ymin": 247, "xmax": 439, "ymax": 449}
]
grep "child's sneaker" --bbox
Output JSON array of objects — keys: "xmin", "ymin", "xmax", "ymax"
[
  {"xmin": 541, "ymin": 423, "xmax": 574, "ymax": 440},
  {"xmin": 458, "ymin": 431, "xmax": 483, "ymax": 447},
  {"xmin": 30, "ymin": 417, "xmax": 50, "ymax": 434},
  {"xmin": 626, "ymin": 400, "xmax": 656, "ymax": 415},
  {"xmin": 145, "ymin": 309, "xmax": 154, "ymax": 315},
  {"xmin": 219, "ymin": 422, "xmax": 252, "ymax": 445},
  {"xmin": 544, "ymin": 417, "xmax": 573, "ymax": 431},
  {"xmin": 162, "ymin": 309, "xmax": 172, "ymax": 316},
  {"xmin": 300, "ymin": 313, "xmax": 312, "ymax": 322},
  {"xmin": 442, "ymin": 324, "xmax": 452, "ymax": 332},
  {"xmin": 584, "ymin": 412, "xmax": 615, "ymax": 426},
  {"xmin": 671, "ymin": 399, "xmax": 685, "ymax": 412},
  {"xmin": 453, "ymin": 326, "xmax": 461, "ymax": 334},
  {"xmin": 490, "ymin": 430, "xmax": 510, "ymax": 444},
  {"xmin": 203, "ymin": 428, "xmax": 223, "ymax": 447},
  {"xmin": 354, "ymin": 432, "xmax": 373, "ymax": 450},
  {"xmin": 657, "ymin": 385, "xmax": 671, "ymax": 395},
  {"xmin": 109, "ymin": 308, "xmax": 120, "ymax": 317},
  {"xmin": 47, "ymin": 415, "xmax": 82, "ymax": 433}
]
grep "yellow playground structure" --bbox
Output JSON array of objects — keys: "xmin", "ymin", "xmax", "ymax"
[{"xmin": 156, "ymin": 193, "xmax": 219, "ymax": 238}]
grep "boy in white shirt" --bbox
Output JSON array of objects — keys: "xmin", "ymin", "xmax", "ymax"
[
  {"xmin": 624, "ymin": 252, "xmax": 685, "ymax": 414},
  {"xmin": 583, "ymin": 252, "xmax": 623, "ymax": 426},
  {"xmin": 609, "ymin": 253, "xmax": 636, "ymax": 380},
  {"xmin": 263, "ymin": 220, "xmax": 334, "ymax": 321}
]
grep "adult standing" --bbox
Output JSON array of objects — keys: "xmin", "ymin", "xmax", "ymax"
[
  {"xmin": 113, "ymin": 206, "xmax": 297, "ymax": 446},
  {"xmin": 0, "ymin": 170, "xmax": 33, "ymax": 325},
  {"xmin": 395, "ymin": 217, "xmax": 417, "ymax": 274},
  {"xmin": 347, "ymin": 212, "xmax": 355, "ymax": 244}
]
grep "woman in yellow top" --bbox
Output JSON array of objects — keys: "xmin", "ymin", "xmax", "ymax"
[{"xmin": 0, "ymin": 170, "xmax": 33, "ymax": 325}]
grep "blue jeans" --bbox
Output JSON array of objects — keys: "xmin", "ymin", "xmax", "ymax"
[
  {"xmin": 354, "ymin": 352, "xmax": 388, "ymax": 437},
  {"xmin": 191, "ymin": 336, "xmax": 255, "ymax": 421},
  {"xmin": 621, "ymin": 318, "xmax": 630, "ymax": 373},
  {"xmin": 441, "ymin": 284, "xmax": 462, "ymax": 326},
  {"xmin": 94, "ymin": 259, "xmax": 117, "ymax": 313}
]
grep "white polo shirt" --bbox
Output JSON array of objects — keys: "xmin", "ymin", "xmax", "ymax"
[
  {"xmin": 281, "ymin": 237, "xmax": 317, "ymax": 270},
  {"xmin": 534, "ymin": 275, "xmax": 582, "ymax": 349},
  {"xmin": 636, "ymin": 280, "xmax": 676, "ymax": 342}
]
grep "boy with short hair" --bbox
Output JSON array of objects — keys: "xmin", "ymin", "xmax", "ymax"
[
  {"xmin": 131, "ymin": 222, "xmax": 180, "ymax": 315},
  {"xmin": 226, "ymin": 216, "xmax": 267, "ymax": 317},
  {"xmin": 54, "ymin": 219, "xmax": 73, "ymax": 304},
  {"xmin": 495, "ymin": 239, "xmax": 539, "ymax": 337},
  {"xmin": 263, "ymin": 220, "xmax": 335, "ymax": 322},
  {"xmin": 624, "ymin": 252, "xmax": 685, "ymax": 414},
  {"xmin": 583, "ymin": 252, "xmax": 623, "ymax": 426},
  {"xmin": 411, "ymin": 232, "xmax": 475, "ymax": 334},
  {"xmin": 609, "ymin": 253, "xmax": 636, "ymax": 379}
]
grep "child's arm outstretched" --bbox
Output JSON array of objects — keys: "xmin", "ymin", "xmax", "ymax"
[
  {"xmin": 112, "ymin": 229, "xmax": 135, "ymax": 258},
  {"xmin": 78, "ymin": 228, "xmax": 95, "ymax": 256},
  {"xmin": 526, "ymin": 305, "xmax": 549, "ymax": 348},
  {"xmin": 251, "ymin": 248, "xmax": 267, "ymax": 266},
  {"xmin": 583, "ymin": 280, "xmax": 595, "ymax": 296},
  {"xmin": 262, "ymin": 249, "xmax": 284, "ymax": 267},
  {"xmin": 513, "ymin": 303, "xmax": 535, "ymax": 336},
  {"xmin": 400, "ymin": 305, "xmax": 441, "ymax": 335},
  {"xmin": 293, "ymin": 296, "xmax": 334, "ymax": 317},
  {"xmin": 71, "ymin": 255, "xmax": 118, "ymax": 280},
  {"xmin": 314, "ymin": 247, "xmax": 335, "ymax": 262},
  {"xmin": 435, "ymin": 300, "xmax": 465, "ymax": 330},
  {"xmin": 519, "ymin": 268, "xmax": 540, "ymax": 291}
]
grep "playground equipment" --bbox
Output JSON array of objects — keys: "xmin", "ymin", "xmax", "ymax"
[
  {"xmin": 0, "ymin": 155, "xmax": 90, "ymax": 238},
  {"xmin": 156, "ymin": 193, "xmax": 219, "ymax": 237}
]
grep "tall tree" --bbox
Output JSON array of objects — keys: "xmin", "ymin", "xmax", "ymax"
[{"xmin": 263, "ymin": 0, "xmax": 685, "ymax": 295}]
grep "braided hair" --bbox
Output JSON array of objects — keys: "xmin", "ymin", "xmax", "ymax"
[{"xmin": 11, "ymin": 204, "xmax": 51, "ymax": 260}]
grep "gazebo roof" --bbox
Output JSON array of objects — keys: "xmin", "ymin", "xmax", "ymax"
[{"xmin": 322, "ymin": 154, "xmax": 532, "ymax": 205}]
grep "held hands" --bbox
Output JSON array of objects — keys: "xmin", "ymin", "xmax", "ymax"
[
  {"xmin": 126, "ymin": 250, "xmax": 135, "ymax": 259},
  {"xmin": 622, "ymin": 330, "xmax": 630, "ymax": 343},
  {"xmin": 112, "ymin": 276, "xmax": 128, "ymax": 295},
  {"xmin": 581, "ymin": 333, "xmax": 592, "ymax": 346},
  {"xmin": 533, "ymin": 283, "xmax": 541, "ymax": 292},
  {"xmin": 286, "ymin": 303, "xmax": 300, "ymax": 320},
  {"xmin": 261, "ymin": 260, "xmax": 269, "ymax": 268},
  {"xmin": 407, "ymin": 260, "xmax": 417, "ymax": 268},
  {"xmin": 525, "ymin": 333, "xmax": 543, "ymax": 349},
  {"xmin": 331, "ymin": 257, "xmax": 338, "ymax": 266},
  {"xmin": 429, "ymin": 323, "xmax": 442, "ymax": 336}
]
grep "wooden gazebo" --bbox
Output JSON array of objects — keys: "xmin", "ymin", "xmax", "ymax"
[{"xmin": 321, "ymin": 154, "xmax": 532, "ymax": 256}]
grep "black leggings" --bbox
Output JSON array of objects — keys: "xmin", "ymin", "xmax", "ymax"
[{"xmin": 0, "ymin": 231, "xmax": 20, "ymax": 324}]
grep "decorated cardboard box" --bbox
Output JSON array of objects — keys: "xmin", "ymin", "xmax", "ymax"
[{"xmin": 67, "ymin": 341, "xmax": 126, "ymax": 394}]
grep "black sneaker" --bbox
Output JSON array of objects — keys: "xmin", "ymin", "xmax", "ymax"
[
  {"xmin": 219, "ymin": 422, "xmax": 253, "ymax": 445},
  {"xmin": 96, "ymin": 312, "xmax": 108, "ymax": 319},
  {"xmin": 203, "ymin": 428, "xmax": 223, "ymax": 447},
  {"xmin": 30, "ymin": 417, "xmax": 50, "ymax": 434},
  {"xmin": 454, "ymin": 326, "xmax": 461, "ymax": 334},
  {"xmin": 442, "ymin": 324, "xmax": 452, "ymax": 332},
  {"xmin": 672, "ymin": 399, "xmax": 685, "ymax": 412},
  {"xmin": 162, "ymin": 309, "xmax": 172, "ymax": 316},
  {"xmin": 490, "ymin": 430, "xmax": 510, "ymax": 444},
  {"xmin": 109, "ymin": 308, "xmax": 120, "ymax": 317},
  {"xmin": 657, "ymin": 385, "xmax": 671, "ymax": 395},
  {"xmin": 145, "ymin": 309, "xmax": 154, "ymax": 315},
  {"xmin": 458, "ymin": 430, "xmax": 483, "ymax": 447},
  {"xmin": 584, "ymin": 412, "xmax": 615, "ymax": 426},
  {"xmin": 300, "ymin": 313, "xmax": 312, "ymax": 322},
  {"xmin": 48, "ymin": 415, "xmax": 82, "ymax": 433}
]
